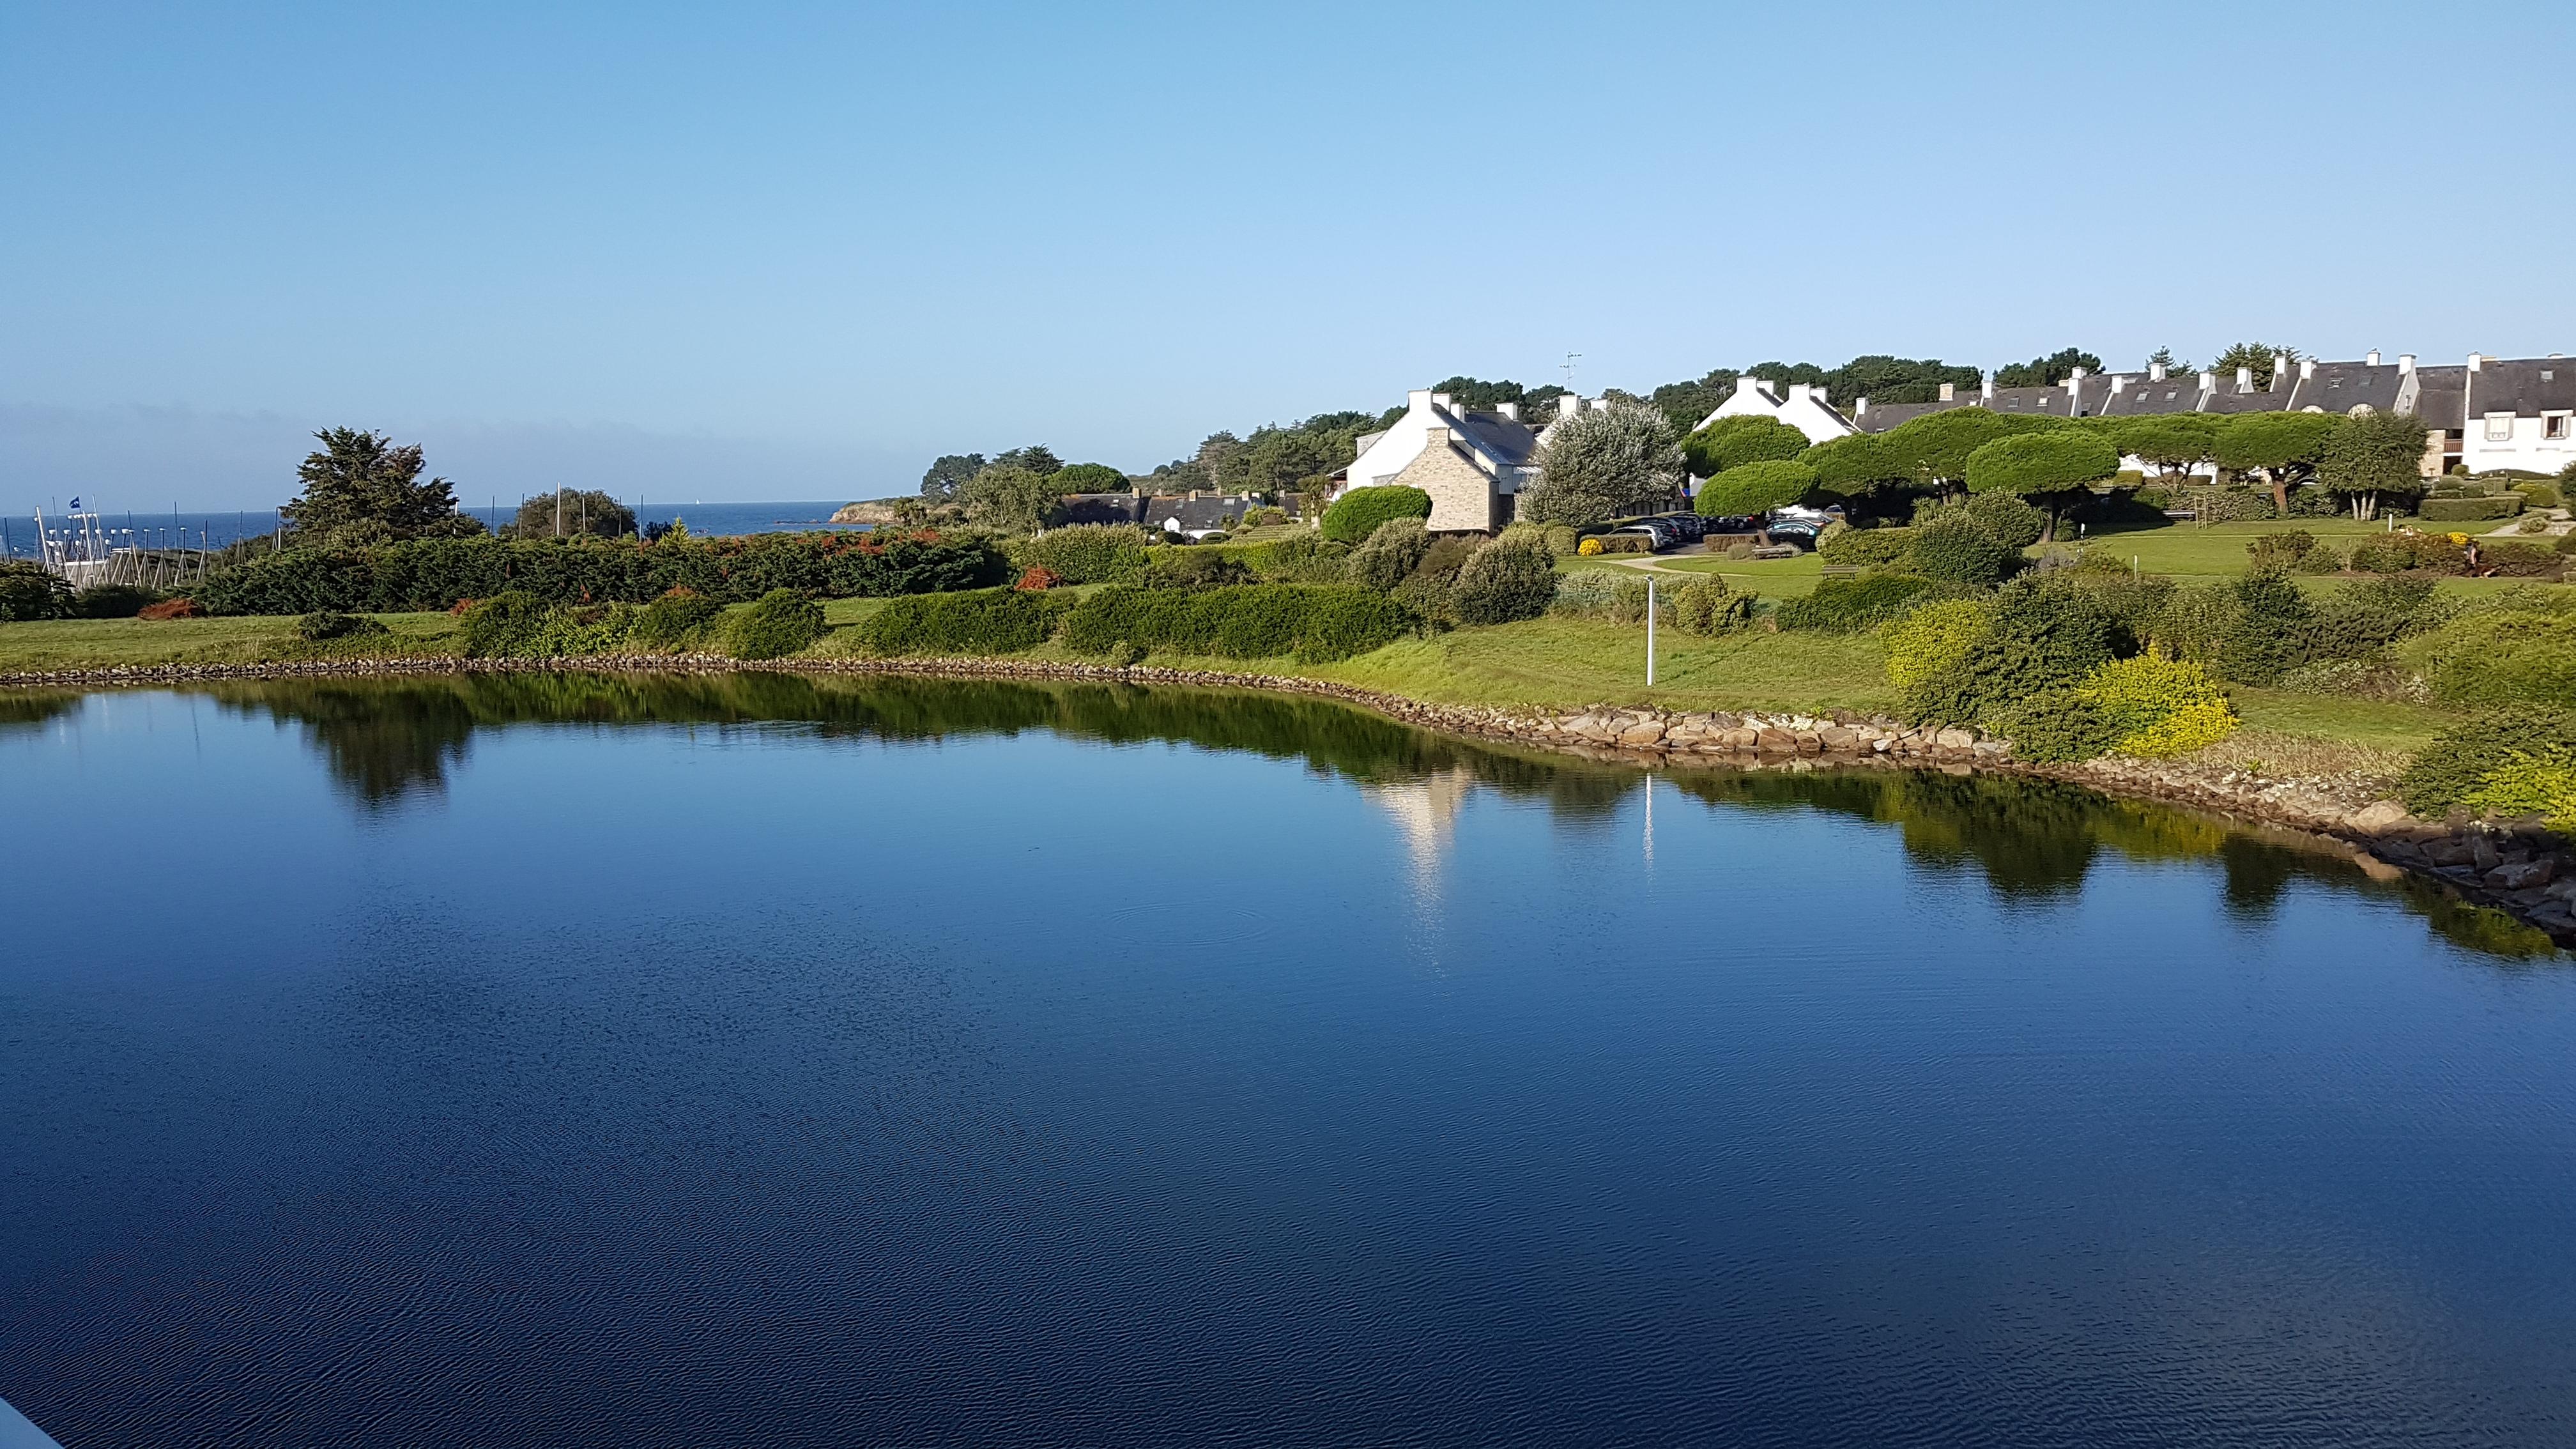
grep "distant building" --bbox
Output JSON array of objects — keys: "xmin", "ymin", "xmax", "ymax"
[
  {"xmin": 1335, "ymin": 388, "xmax": 1549, "ymax": 531},
  {"xmin": 1692, "ymin": 375, "xmax": 1858, "ymax": 445},
  {"xmin": 1056, "ymin": 492, "xmax": 1260, "ymax": 539}
]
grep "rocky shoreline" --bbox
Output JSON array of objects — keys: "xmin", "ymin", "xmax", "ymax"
[{"xmin": 7, "ymin": 652, "xmax": 2568, "ymax": 946}]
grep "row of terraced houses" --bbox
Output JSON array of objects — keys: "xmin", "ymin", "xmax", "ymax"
[{"xmin": 1333, "ymin": 353, "xmax": 2576, "ymax": 533}]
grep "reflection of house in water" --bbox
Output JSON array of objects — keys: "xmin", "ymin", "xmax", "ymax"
[{"xmin": 1360, "ymin": 766, "xmax": 1479, "ymax": 875}]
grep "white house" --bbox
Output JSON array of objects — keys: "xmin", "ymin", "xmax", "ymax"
[
  {"xmin": 2412, "ymin": 355, "xmax": 2576, "ymax": 476},
  {"xmin": 1692, "ymin": 375, "xmax": 1859, "ymax": 445},
  {"xmin": 1335, "ymin": 389, "xmax": 1549, "ymax": 531}
]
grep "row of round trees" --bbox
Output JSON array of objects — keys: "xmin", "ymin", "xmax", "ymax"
[{"xmin": 1685, "ymin": 403, "xmax": 2434, "ymax": 537}]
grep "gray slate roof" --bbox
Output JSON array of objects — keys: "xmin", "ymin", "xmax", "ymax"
[
  {"xmin": 1443, "ymin": 405, "xmax": 1541, "ymax": 468},
  {"xmin": 2411, "ymin": 365, "xmax": 2467, "ymax": 429},
  {"xmin": 2464, "ymin": 358, "xmax": 2576, "ymax": 418},
  {"xmin": 2283, "ymin": 362, "xmax": 2404, "ymax": 415}
]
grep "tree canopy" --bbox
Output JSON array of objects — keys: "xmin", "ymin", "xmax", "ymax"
[
  {"xmin": 1881, "ymin": 407, "xmax": 2041, "ymax": 488},
  {"xmin": 1697, "ymin": 459, "xmax": 1817, "ymax": 516},
  {"xmin": 2319, "ymin": 410, "xmax": 2430, "ymax": 519},
  {"xmin": 1520, "ymin": 402, "xmax": 1683, "ymax": 527},
  {"xmin": 1992, "ymin": 348, "xmax": 2104, "ymax": 388},
  {"xmin": 2113, "ymin": 415, "xmax": 2221, "ymax": 479},
  {"xmin": 1679, "ymin": 415, "xmax": 1808, "ymax": 478},
  {"xmin": 1050, "ymin": 463, "xmax": 1131, "ymax": 493},
  {"xmin": 958, "ymin": 464, "xmax": 1062, "ymax": 535},
  {"xmin": 280, "ymin": 429, "xmax": 484, "ymax": 546},
  {"xmin": 1800, "ymin": 432, "xmax": 1901, "ymax": 496},
  {"xmin": 1964, "ymin": 431, "xmax": 2119, "ymax": 539},
  {"xmin": 512, "ymin": 489, "xmax": 636, "ymax": 539},
  {"xmin": 2214, "ymin": 342, "xmax": 2301, "ymax": 391},
  {"xmin": 2216, "ymin": 411, "xmax": 2338, "ymax": 511},
  {"xmin": 920, "ymin": 453, "xmax": 986, "ymax": 500}
]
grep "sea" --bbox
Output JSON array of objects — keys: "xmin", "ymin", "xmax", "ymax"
[{"xmin": 0, "ymin": 500, "xmax": 866, "ymax": 560}]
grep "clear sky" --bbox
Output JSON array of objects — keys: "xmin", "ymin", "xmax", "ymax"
[{"xmin": 4, "ymin": 0, "xmax": 2570, "ymax": 510}]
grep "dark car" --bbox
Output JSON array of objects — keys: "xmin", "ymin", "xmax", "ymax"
[
  {"xmin": 1650, "ymin": 512, "xmax": 1709, "ymax": 542},
  {"xmin": 1697, "ymin": 514, "xmax": 1760, "ymax": 537},
  {"xmin": 1759, "ymin": 516, "xmax": 1822, "ymax": 550}
]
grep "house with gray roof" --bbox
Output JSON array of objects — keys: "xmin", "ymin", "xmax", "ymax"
[{"xmin": 1335, "ymin": 388, "xmax": 1549, "ymax": 532}]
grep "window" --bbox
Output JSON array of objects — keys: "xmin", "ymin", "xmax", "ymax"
[
  {"xmin": 2547, "ymin": 414, "xmax": 2571, "ymax": 441},
  {"xmin": 2485, "ymin": 413, "xmax": 2515, "ymax": 442}
]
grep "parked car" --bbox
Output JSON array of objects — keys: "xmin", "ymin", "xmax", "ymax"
[
  {"xmin": 1698, "ymin": 514, "xmax": 1761, "ymax": 537},
  {"xmin": 1650, "ymin": 512, "xmax": 1709, "ymax": 542},
  {"xmin": 1768, "ymin": 503, "xmax": 1844, "ymax": 527},
  {"xmin": 1759, "ymin": 517, "xmax": 1822, "ymax": 550},
  {"xmin": 1602, "ymin": 522, "xmax": 1676, "ymax": 552}
]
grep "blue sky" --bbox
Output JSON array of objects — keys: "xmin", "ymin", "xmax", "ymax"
[{"xmin": 4, "ymin": 1, "xmax": 2570, "ymax": 510}]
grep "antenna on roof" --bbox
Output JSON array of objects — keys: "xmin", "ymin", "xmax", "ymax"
[{"xmin": 1561, "ymin": 352, "xmax": 1582, "ymax": 389}]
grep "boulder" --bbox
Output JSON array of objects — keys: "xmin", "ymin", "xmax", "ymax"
[
  {"xmin": 1933, "ymin": 728, "xmax": 1976, "ymax": 751},
  {"xmin": 1818, "ymin": 726, "xmax": 1857, "ymax": 751},
  {"xmin": 1618, "ymin": 722, "xmax": 1667, "ymax": 747},
  {"xmin": 2490, "ymin": 859, "xmax": 2557, "ymax": 891}
]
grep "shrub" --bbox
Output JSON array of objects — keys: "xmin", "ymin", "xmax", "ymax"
[
  {"xmin": 1256, "ymin": 532, "xmax": 1351, "ymax": 583},
  {"xmin": 627, "ymin": 588, "xmax": 724, "ymax": 650},
  {"xmin": 724, "ymin": 590, "xmax": 828, "ymax": 659},
  {"xmin": 1541, "ymin": 524, "xmax": 1580, "ymax": 558},
  {"xmin": 1670, "ymin": 577, "xmax": 1751, "ymax": 635},
  {"xmin": 72, "ymin": 584, "xmax": 163, "ymax": 618},
  {"xmin": 1905, "ymin": 514, "xmax": 2023, "ymax": 587},
  {"xmin": 1697, "ymin": 459, "xmax": 1817, "ymax": 516},
  {"xmin": 2400, "ymin": 710, "xmax": 2576, "ymax": 820},
  {"xmin": 1680, "ymin": 414, "xmax": 1810, "ymax": 477},
  {"xmin": 1015, "ymin": 565, "xmax": 1061, "ymax": 591},
  {"xmin": 1576, "ymin": 537, "xmax": 1604, "ymax": 557},
  {"xmin": 1059, "ymin": 583, "xmax": 1413, "ymax": 663},
  {"xmin": 1775, "ymin": 573, "xmax": 1947, "ymax": 631},
  {"xmin": 1817, "ymin": 525, "xmax": 1914, "ymax": 567},
  {"xmin": 1905, "ymin": 576, "xmax": 2123, "ymax": 724},
  {"xmin": 2246, "ymin": 530, "xmax": 2317, "ymax": 570},
  {"xmin": 2312, "ymin": 575, "xmax": 2443, "ymax": 657},
  {"xmin": 2511, "ymin": 481, "xmax": 2563, "ymax": 509},
  {"xmin": 295, "ymin": 610, "xmax": 388, "ymax": 641},
  {"xmin": 1589, "ymin": 533, "xmax": 1656, "ymax": 554},
  {"xmin": 459, "ymin": 592, "xmax": 550, "ymax": 656},
  {"xmin": 1319, "ymin": 485, "xmax": 1433, "ymax": 543},
  {"xmin": 1347, "ymin": 517, "xmax": 1433, "ymax": 592},
  {"xmin": 2173, "ymin": 487, "xmax": 2278, "ymax": 523},
  {"xmin": 1920, "ymin": 491, "xmax": 2048, "ymax": 550},
  {"xmin": 2398, "ymin": 611, "xmax": 2576, "ymax": 708},
  {"xmin": 1882, "ymin": 597, "xmax": 1997, "ymax": 697},
  {"xmin": 2347, "ymin": 529, "xmax": 2469, "ymax": 575},
  {"xmin": 192, "ymin": 530, "xmax": 1005, "ymax": 616},
  {"xmin": 1990, "ymin": 690, "xmax": 2121, "ymax": 763},
  {"xmin": 1550, "ymin": 570, "xmax": 1659, "ymax": 624},
  {"xmin": 0, "ymin": 562, "xmax": 73, "ymax": 621},
  {"xmin": 137, "ymin": 597, "xmax": 201, "ymax": 621},
  {"xmin": 1241, "ymin": 507, "xmax": 1289, "ymax": 528},
  {"xmin": 2293, "ymin": 542, "xmax": 2346, "ymax": 574},
  {"xmin": 2480, "ymin": 540, "xmax": 2559, "ymax": 577},
  {"xmin": 855, "ymin": 586, "xmax": 1077, "ymax": 656},
  {"xmin": 2212, "ymin": 569, "xmax": 2317, "ymax": 685},
  {"xmin": 1450, "ymin": 530, "xmax": 1559, "ymax": 625},
  {"xmin": 2417, "ymin": 495, "xmax": 2522, "ymax": 522},
  {"xmin": 2083, "ymin": 656, "xmax": 2237, "ymax": 758},
  {"xmin": 1022, "ymin": 523, "xmax": 1153, "ymax": 583},
  {"xmin": 1140, "ymin": 548, "xmax": 1254, "ymax": 589}
]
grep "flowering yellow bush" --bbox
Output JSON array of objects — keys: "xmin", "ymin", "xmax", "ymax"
[
  {"xmin": 2081, "ymin": 656, "xmax": 2238, "ymax": 758},
  {"xmin": 1882, "ymin": 597, "xmax": 1996, "ymax": 695},
  {"xmin": 1576, "ymin": 537, "xmax": 1604, "ymax": 556}
]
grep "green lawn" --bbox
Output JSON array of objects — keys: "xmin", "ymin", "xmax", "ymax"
[{"xmin": 0, "ymin": 611, "xmax": 461, "ymax": 670}]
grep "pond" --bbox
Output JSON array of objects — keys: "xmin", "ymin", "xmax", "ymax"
[{"xmin": 3, "ymin": 674, "xmax": 2572, "ymax": 1446}]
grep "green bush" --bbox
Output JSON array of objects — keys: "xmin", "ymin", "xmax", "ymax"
[
  {"xmin": 1775, "ymin": 573, "xmax": 1947, "ymax": 631},
  {"xmin": 1060, "ymin": 583, "xmax": 1413, "ymax": 663},
  {"xmin": 459, "ymin": 592, "xmax": 551, "ymax": 656},
  {"xmin": 2212, "ymin": 569, "xmax": 2318, "ymax": 685},
  {"xmin": 2173, "ymin": 487, "xmax": 2278, "ymax": 523},
  {"xmin": 295, "ymin": 610, "xmax": 388, "ymax": 641},
  {"xmin": 1697, "ymin": 459, "xmax": 1816, "ymax": 516},
  {"xmin": 725, "ymin": 590, "xmax": 828, "ymax": 659},
  {"xmin": 1670, "ymin": 577, "xmax": 1752, "ymax": 635},
  {"xmin": 1550, "ymin": 570, "xmax": 1659, "ymax": 624},
  {"xmin": 2481, "ymin": 540, "xmax": 2559, "ymax": 577},
  {"xmin": 1905, "ymin": 514, "xmax": 2023, "ymax": 587},
  {"xmin": 2510, "ymin": 481, "xmax": 2563, "ymax": 509},
  {"xmin": 1140, "ymin": 548, "xmax": 1255, "ymax": 589},
  {"xmin": 1918, "ymin": 491, "xmax": 2047, "ymax": 550},
  {"xmin": 1450, "ymin": 530, "xmax": 1559, "ymax": 625},
  {"xmin": 1817, "ymin": 525, "xmax": 1914, "ymax": 567},
  {"xmin": 1587, "ymin": 533, "xmax": 1657, "ymax": 554},
  {"xmin": 2398, "ymin": 610, "xmax": 2576, "ymax": 708},
  {"xmin": 2312, "ymin": 576, "xmax": 2443, "ymax": 657},
  {"xmin": 2418, "ymin": 495, "xmax": 2522, "ymax": 522},
  {"xmin": 1540, "ymin": 523, "xmax": 1581, "ymax": 558},
  {"xmin": 2399, "ymin": 709, "xmax": 2576, "ymax": 820},
  {"xmin": 1680, "ymin": 414, "xmax": 1811, "ymax": 477},
  {"xmin": 72, "ymin": 584, "xmax": 163, "ymax": 618},
  {"xmin": 1882, "ymin": 597, "xmax": 1997, "ymax": 696},
  {"xmin": 854, "ymin": 586, "xmax": 1077, "ymax": 656},
  {"xmin": 2245, "ymin": 530, "xmax": 2317, "ymax": 570},
  {"xmin": 2083, "ymin": 656, "xmax": 2237, "ymax": 757},
  {"xmin": 0, "ymin": 562, "xmax": 73, "ymax": 622},
  {"xmin": 627, "ymin": 589, "xmax": 726, "ymax": 650},
  {"xmin": 1319, "ymin": 485, "xmax": 1432, "ymax": 543},
  {"xmin": 1990, "ymin": 690, "xmax": 2121, "ymax": 763},
  {"xmin": 1346, "ymin": 517, "xmax": 1432, "ymax": 592},
  {"xmin": 192, "ymin": 530, "xmax": 1005, "ymax": 616},
  {"xmin": 1904, "ymin": 576, "xmax": 2123, "ymax": 724},
  {"xmin": 2348, "ymin": 529, "xmax": 2469, "ymax": 575},
  {"xmin": 1254, "ymin": 532, "xmax": 1351, "ymax": 583},
  {"xmin": 1022, "ymin": 524, "xmax": 1153, "ymax": 584}
]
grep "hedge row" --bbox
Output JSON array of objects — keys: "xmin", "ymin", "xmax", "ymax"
[
  {"xmin": 856, "ymin": 588, "xmax": 1082, "ymax": 656},
  {"xmin": 1061, "ymin": 584, "xmax": 1414, "ymax": 663},
  {"xmin": 191, "ymin": 531, "xmax": 1005, "ymax": 615}
]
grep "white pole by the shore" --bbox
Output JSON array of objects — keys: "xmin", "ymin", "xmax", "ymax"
[{"xmin": 1645, "ymin": 578, "xmax": 1657, "ymax": 687}]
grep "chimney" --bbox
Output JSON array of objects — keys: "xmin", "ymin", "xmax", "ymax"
[
  {"xmin": 1981, "ymin": 376, "xmax": 1995, "ymax": 401},
  {"xmin": 1430, "ymin": 392, "xmax": 1454, "ymax": 411},
  {"xmin": 1786, "ymin": 383, "xmax": 1812, "ymax": 403},
  {"xmin": 2196, "ymin": 370, "xmax": 2216, "ymax": 392},
  {"xmin": 2109, "ymin": 375, "xmax": 2128, "ymax": 394},
  {"xmin": 2366, "ymin": 349, "xmax": 2381, "ymax": 366},
  {"xmin": 1857, "ymin": 397, "xmax": 1871, "ymax": 416},
  {"xmin": 2398, "ymin": 353, "xmax": 2415, "ymax": 374},
  {"xmin": 1422, "ymin": 425, "xmax": 1451, "ymax": 445},
  {"xmin": 1937, "ymin": 382, "xmax": 1954, "ymax": 402},
  {"xmin": 1557, "ymin": 394, "xmax": 1581, "ymax": 420},
  {"xmin": 1495, "ymin": 401, "xmax": 1519, "ymax": 420},
  {"xmin": 2070, "ymin": 366, "xmax": 2088, "ymax": 381},
  {"xmin": 1407, "ymin": 388, "xmax": 1433, "ymax": 411},
  {"xmin": 2269, "ymin": 353, "xmax": 2289, "ymax": 391},
  {"xmin": 1589, "ymin": 397, "xmax": 1610, "ymax": 413},
  {"xmin": 2468, "ymin": 352, "xmax": 2484, "ymax": 372},
  {"xmin": 2149, "ymin": 362, "xmax": 2166, "ymax": 382},
  {"xmin": 1733, "ymin": 374, "xmax": 1764, "ymax": 396},
  {"xmin": 2235, "ymin": 365, "xmax": 2253, "ymax": 392},
  {"xmin": 2300, "ymin": 358, "xmax": 2317, "ymax": 381}
]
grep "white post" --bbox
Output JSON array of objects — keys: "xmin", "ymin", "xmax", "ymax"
[{"xmin": 1645, "ymin": 578, "xmax": 1657, "ymax": 686}]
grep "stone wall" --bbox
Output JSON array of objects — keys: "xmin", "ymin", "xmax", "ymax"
[{"xmin": 1389, "ymin": 433, "xmax": 1498, "ymax": 533}]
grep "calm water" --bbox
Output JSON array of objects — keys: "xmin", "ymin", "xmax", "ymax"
[{"xmin": 2, "ymin": 676, "xmax": 2572, "ymax": 1447}]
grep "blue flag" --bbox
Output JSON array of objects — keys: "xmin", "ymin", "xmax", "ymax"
[{"xmin": 68, "ymin": 497, "xmax": 80, "ymax": 510}]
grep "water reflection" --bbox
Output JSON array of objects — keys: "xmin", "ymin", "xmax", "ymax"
[{"xmin": 170, "ymin": 670, "xmax": 2566, "ymax": 963}]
